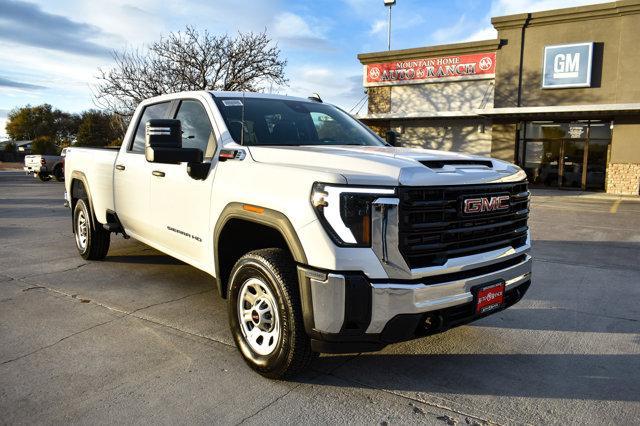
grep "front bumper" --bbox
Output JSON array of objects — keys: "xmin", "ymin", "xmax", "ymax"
[{"xmin": 298, "ymin": 250, "xmax": 532, "ymax": 353}]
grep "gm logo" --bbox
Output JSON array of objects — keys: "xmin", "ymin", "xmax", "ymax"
[
  {"xmin": 553, "ymin": 53, "xmax": 580, "ymax": 79},
  {"xmin": 543, "ymin": 42, "xmax": 593, "ymax": 89}
]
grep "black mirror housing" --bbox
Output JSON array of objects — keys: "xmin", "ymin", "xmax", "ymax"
[
  {"xmin": 144, "ymin": 119, "xmax": 203, "ymax": 164},
  {"xmin": 146, "ymin": 147, "xmax": 203, "ymax": 164},
  {"xmin": 187, "ymin": 162, "xmax": 211, "ymax": 180},
  {"xmin": 385, "ymin": 130, "xmax": 399, "ymax": 146},
  {"xmin": 145, "ymin": 119, "xmax": 182, "ymax": 149}
]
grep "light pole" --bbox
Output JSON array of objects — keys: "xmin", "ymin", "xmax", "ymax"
[{"xmin": 384, "ymin": 0, "xmax": 396, "ymax": 51}]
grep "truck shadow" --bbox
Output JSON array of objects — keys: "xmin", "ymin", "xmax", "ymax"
[
  {"xmin": 105, "ymin": 254, "xmax": 185, "ymax": 266},
  {"xmin": 309, "ymin": 351, "xmax": 640, "ymax": 402}
]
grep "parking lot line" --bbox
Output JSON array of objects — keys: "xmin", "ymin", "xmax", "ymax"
[{"xmin": 610, "ymin": 200, "xmax": 622, "ymax": 214}]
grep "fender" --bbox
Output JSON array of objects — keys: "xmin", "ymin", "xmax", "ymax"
[
  {"xmin": 69, "ymin": 171, "xmax": 98, "ymax": 232},
  {"xmin": 213, "ymin": 202, "xmax": 308, "ymax": 297}
]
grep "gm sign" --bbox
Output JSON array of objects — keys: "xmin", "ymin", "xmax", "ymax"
[{"xmin": 542, "ymin": 42, "xmax": 593, "ymax": 89}]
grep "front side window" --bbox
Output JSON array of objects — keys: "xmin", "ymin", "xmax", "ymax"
[
  {"xmin": 213, "ymin": 96, "xmax": 385, "ymax": 147},
  {"xmin": 174, "ymin": 100, "xmax": 215, "ymax": 157},
  {"xmin": 130, "ymin": 102, "xmax": 171, "ymax": 153}
]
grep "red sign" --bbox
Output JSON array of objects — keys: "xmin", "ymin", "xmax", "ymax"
[
  {"xmin": 476, "ymin": 282, "xmax": 505, "ymax": 314},
  {"xmin": 364, "ymin": 52, "xmax": 496, "ymax": 87}
]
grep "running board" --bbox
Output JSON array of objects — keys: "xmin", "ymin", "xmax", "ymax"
[{"xmin": 104, "ymin": 210, "xmax": 130, "ymax": 239}]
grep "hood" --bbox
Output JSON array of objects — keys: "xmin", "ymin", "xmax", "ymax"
[{"xmin": 247, "ymin": 145, "xmax": 527, "ymax": 186}]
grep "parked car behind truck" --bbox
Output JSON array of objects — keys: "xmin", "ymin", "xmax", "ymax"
[
  {"xmin": 64, "ymin": 91, "xmax": 532, "ymax": 378},
  {"xmin": 24, "ymin": 148, "xmax": 67, "ymax": 181}
]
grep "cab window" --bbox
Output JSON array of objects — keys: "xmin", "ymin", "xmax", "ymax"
[
  {"xmin": 174, "ymin": 100, "xmax": 215, "ymax": 158},
  {"xmin": 130, "ymin": 102, "xmax": 171, "ymax": 153}
]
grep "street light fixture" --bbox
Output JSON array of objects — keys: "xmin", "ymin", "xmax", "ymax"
[{"xmin": 384, "ymin": 0, "xmax": 396, "ymax": 51}]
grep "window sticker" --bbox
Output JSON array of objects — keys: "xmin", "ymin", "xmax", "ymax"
[{"xmin": 222, "ymin": 99, "xmax": 243, "ymax": 107}]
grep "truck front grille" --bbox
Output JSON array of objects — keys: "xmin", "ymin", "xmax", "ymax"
[{"xmin": 397, "ymin": 181, "xmax": 529, "ymax": 269}]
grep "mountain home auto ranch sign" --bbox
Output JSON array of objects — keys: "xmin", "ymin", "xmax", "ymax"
[{"xmin": 364, "ymin": 52, "xmax": 496, "ymax": 87}]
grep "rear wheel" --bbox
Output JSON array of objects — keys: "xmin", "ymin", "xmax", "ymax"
[
  {"xmin": 38, "ymin": 173, "xmax": 51, "ymax": 182},
  {"xmin": 74, "ymin": 199, "xmax": 110, "ymax": 260},
  {"xmin": 53, "ymin": 165, "xmax": 64, "ymax": 182},
  {"xmin": 228, "ymin": 248, "xmax": 316, "ymax": 379}
]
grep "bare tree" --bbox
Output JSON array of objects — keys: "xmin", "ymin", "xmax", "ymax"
[{"xmin": 94, "ymin": 27, "xmax": 288, "ymax": 116}]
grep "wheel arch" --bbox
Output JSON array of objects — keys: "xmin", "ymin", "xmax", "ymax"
[
  {"xmin": 69, "ymin": 171, "xmax": 97, "ymax": 232},
  {"xmin": 213, "ymin": 202, "xmax": 307, "ymax": 299}
]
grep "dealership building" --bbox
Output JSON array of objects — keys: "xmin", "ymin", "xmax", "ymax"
[{"xmin": 358, "ymin": 0, "xmax": 640, "ymax": 195}]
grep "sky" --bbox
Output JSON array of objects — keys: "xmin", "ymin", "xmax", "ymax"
[{"xmin": 0, "ymin": 0, "xmax": 611, "ymax": 140}]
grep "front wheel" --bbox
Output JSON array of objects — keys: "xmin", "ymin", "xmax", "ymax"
[
  {"xmin": 228, "ymin": 248, "xmax": 316, "ymax": 379},
  {"xmin": 73, "ymin": 199, "xmax": 110, "ymax": 260},
  {"xmin": 38, "ymin": 173, "xmax": 51, "ymax": 182}
]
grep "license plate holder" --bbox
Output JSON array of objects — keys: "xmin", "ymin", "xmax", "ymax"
[{"xmin": 474, "ymin": 281, "xmax": 505, "ymax": 314}]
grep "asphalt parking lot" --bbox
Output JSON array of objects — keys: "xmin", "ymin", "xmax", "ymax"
[{"xmin": 1, "ymin": 170, "xmax": 639, "ymax": 425}]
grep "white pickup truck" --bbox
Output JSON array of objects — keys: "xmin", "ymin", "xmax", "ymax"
[
  {"xmin": 24, "ymin": 148, "xmax": 67, "ymax": 181},
  {"xmin": 64, "ymin": 91, "xmax": 532, "ymax": 378}
]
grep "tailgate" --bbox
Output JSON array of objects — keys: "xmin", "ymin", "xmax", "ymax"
[{"xmin": 24, "ymin": 155, "xmax": 40, "ymax": 167}]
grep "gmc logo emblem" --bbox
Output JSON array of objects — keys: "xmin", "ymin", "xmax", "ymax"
[{"xmin": 463, "ymin": 195, "xmax": 510, "ymax": 214}]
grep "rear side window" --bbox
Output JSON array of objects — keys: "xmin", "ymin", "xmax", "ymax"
[
  {"xmin": 130, "ymin": 102, "xmax": 171, "ymax": 153},
  {"xmin": 174, "ymin": 100, "xmax": 214, "ymax": 157}
]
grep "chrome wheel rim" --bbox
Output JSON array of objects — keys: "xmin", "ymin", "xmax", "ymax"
[
  {"xmin": 75, "ymin": 210, "xmax": 88, "ymax": 251},
  {"xmin": 238, "ymin": 277, "xmax": 280, "ymax": 356}
]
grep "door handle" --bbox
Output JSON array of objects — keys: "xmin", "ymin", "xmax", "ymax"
[
  {"xmin": 115, "ymin": 164, "xmax": 125, "ymax": 171},
  {"xmin": 152, "ymin": 170, "xmax": 165, "ymax": 177}
]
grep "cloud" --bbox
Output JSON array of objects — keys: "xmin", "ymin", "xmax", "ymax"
[
  {"xmin": 369, "ymin": 20, "xmax": 386, "ymax": 36},
  {"xmin": 465, "ymin": 26, "xmax": 498, "ymax": 42},
  {"xmin": 489, "ymin": 0, "xmax": 611, "ymax": 16},
  {"xmin": 433, "ymin": 15, "xmax": 468, "ymax": 43},
  {"xmin": 0, "ymin": 109, "xmax": 9, "ymax": 140},
  {"xmin": 0, "ymin": 76, "xmax": 46, "ymax": 90},
  {"xmin": 271, "ymin": 12, "xmax": 333, "ymax": 50},
  {"xmin": 287, "ymin": 66, "xmax": 364, "ymax": 112},
  {"xmin": 0, "ymin": 0, "xmax": 112, "ymax": 57}
]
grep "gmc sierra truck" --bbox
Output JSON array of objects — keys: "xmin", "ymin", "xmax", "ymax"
[{"xmin": 64, "ymin": 91, "xmax": 532, "ymax": 378}]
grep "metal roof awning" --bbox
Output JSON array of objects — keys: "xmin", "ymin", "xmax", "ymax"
[
  {"xmin": 358, "ymin": 110, "xmax": 480, "ymax": 120},
  {"xmin": 358, "ymin": 103, "xmax": 640, "ymax": 121},
  {"xmin": 477, "ymin": 103, "xmax": 640, "ymax": 118}
]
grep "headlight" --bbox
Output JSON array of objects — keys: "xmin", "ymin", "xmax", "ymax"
[{"xmin": 311, "ymin": 183, "xmax": 395, "ymax": 247}]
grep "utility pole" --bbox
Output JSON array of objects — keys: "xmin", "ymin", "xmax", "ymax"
[{"xmin": 384, "ymin": 0, "xmax": 396, "ymax": 51}]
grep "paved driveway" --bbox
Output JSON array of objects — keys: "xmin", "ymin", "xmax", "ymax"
[{"xmin": 1, "ymin": 171, "xmax": 639, "ymax": 425}]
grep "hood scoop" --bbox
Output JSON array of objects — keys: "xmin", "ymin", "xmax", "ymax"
[{"xmin": 420, "ymin": 159, "xmax": 493, "ymax": 169}]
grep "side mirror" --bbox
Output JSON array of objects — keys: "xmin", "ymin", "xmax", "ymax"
[
  {"xmin": 145, "ymin": 119, "xmax": 202, "ymax": 164},
  {"xmin": 385, "ymin": 130, "xmax": 399, "ymax": 147}
]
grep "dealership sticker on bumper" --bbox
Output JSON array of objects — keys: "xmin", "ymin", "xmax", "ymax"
[{"xmin": 476, "ymin": 282, "xmax": 505, "ymax": 314}]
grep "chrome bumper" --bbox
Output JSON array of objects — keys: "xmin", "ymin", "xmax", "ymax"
[
  {"xmin": 366, "ymin": 253, "xmax": 531, "ymax": 333},
  {"xmin": 299, "ymin": 250, "xmax": 532, "ymax": 336}
]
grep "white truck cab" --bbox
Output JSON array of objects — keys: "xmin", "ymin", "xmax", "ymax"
[{"xmin": 64, "ymin": 91, "xmax": 532, "ymax": 378}]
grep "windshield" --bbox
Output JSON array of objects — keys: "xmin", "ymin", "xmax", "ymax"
[{"xmin": 212, "ymin": 96, "xmax": 386, "ymax": 147}]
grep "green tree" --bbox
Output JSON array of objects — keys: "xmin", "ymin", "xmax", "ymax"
[
  {"xmin": 5, "ymin": 104, "xmax": 80, "ymax": 143},
  {"xmin": 3, "ymin": 142, "xmax": 16, "ymax": 153},
  {"xmin": 31, "ymin": 136, "xmax": 59, "ymax": 155},
  {"xmin": 76, "ymin": 110, "xmax": 114, "ymax": 147}
]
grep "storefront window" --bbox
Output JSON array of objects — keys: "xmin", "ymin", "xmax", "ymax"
[{"xmin": 518, "ymin": 120, "xmax": 611, "ymax": 191}]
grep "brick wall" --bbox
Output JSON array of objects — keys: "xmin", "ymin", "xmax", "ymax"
[
  {"xmin": 606, "ymin": 163, "xmax": 640, "ymax": 196},
  {"xmin": 367, "ymin": 87, "xmax": 391, "ymax": 114}
]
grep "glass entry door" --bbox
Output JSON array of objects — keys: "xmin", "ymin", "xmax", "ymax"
[
  {"xmin": 560, "ymin": 140, "xmax": 585, "ymax": 188},
  {"xmin": 519, "ymin": 121, "xmax": 611, "ymax": 191}
]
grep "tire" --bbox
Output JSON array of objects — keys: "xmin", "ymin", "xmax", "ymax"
[
  {"xmin": 73, "ymin": 198, "xmax": 110, "ymax": 260},
  {"xmin": 228, "ymin": 248, "xmax": 316, "ymax": 379},
  {"xmin": 38, "ymin": 173, "xmax": 51, "ymax": 182},
  {"xmin": 53, "ymin": 165, "xmax": 64, "ymax": 182}
]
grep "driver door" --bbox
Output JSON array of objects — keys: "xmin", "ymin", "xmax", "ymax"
[{"xmin": 148, "ymin": 98, "xmax": 218, "ymax": 263}]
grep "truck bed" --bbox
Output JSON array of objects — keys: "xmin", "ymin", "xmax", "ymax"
[{"xmin": 64, "ymin": 147, "xmax": 119, "ymax": 223}]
